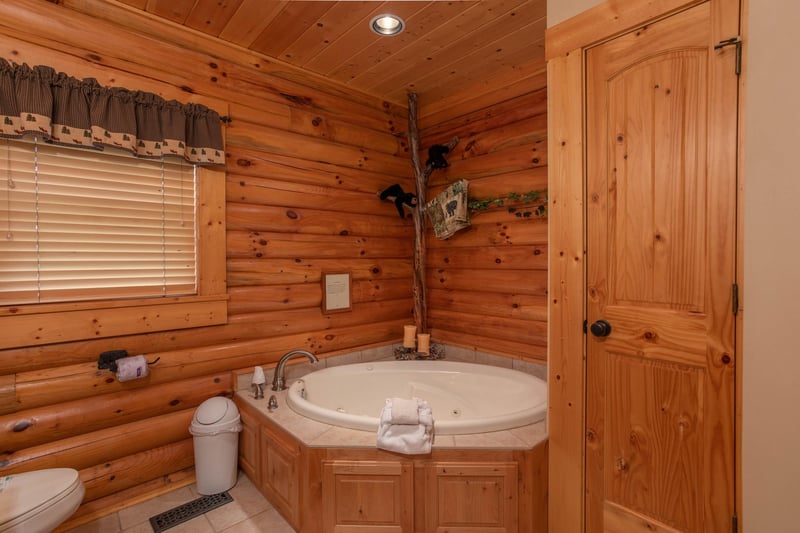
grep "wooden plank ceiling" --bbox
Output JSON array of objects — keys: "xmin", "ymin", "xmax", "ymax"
[{"xmin": 111, "ymin": 0, "xmax": 547, "ymax": 107}]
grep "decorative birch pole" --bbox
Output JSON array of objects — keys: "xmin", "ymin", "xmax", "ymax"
[{"xmin": 406, "ymin": 92, "xmax": 458, "ymax": 333}]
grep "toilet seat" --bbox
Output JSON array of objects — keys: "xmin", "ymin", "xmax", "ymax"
[{"xmin": 0, "ymin": 468, "xmax": 85, "ymax": 533}]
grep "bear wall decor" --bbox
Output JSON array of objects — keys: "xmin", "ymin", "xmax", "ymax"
[
  {"xmin": 378, "ymin": 183, "xmax": 418, "ymax": 218},
  {"xmin": 425, "ymin": 144, "xmax": 450, "ymax": 169}
]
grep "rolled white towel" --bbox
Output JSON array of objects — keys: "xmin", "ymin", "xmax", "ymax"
[
  {"xmin": 376, "ymin": 397, "xmax": 434, "ymax": 455},
  {"xmin": 387, "ymin": 397, "xmax": 421, "ymax": 425},
  {"xmin": 417, "ymin": 400, "xmax": 433, "ymax": 427}
]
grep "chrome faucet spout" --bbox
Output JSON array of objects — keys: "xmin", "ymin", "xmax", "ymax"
[{"xmin": 272, "ymin": 350, "xmax": 319, "ymax": 391}]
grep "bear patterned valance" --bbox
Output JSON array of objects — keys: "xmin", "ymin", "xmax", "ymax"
[{"xmin": 0, "ymin": 59, "xmax": 224, "ymax": 166}]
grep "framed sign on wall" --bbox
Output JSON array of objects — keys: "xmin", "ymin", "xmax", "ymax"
[{"xmin": 321, "ymin": 271, "xmax": 351, "ymax": 313}]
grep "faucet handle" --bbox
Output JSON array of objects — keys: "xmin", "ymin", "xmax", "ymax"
[{"xmin": 268, "ymin": 395, "xmax": 278, "ymax": 411}]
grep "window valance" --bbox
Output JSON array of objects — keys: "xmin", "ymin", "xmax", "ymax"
[{"xmin": 0, "ymin": 59, "xmax": 224, "ymax": 166}]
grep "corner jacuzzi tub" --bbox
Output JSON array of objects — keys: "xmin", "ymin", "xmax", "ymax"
[{"xmin": 286, "ymin": 360, "xmax": 547, "ymax": 435}]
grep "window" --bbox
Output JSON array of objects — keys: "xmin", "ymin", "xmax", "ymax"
[
  {"xmin": 0, "ymin": 139, "xmax": 227, "ymax": 349},
  {"xmin": 2, "ymin": 137, "xmax": 197, "ymax": 304}
]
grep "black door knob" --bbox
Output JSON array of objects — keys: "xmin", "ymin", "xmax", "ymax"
[{"xmin": 590, "ymin": 320, "xmax": 612, "ymax": 337}]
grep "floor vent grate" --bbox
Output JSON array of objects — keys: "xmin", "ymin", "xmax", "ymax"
[{"xmin": 149, "ymin": 491, "xmax": 233, "ymax": 532}]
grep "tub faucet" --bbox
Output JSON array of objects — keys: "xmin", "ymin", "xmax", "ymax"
[{"xmin": 272, "ymin": 350, "xmax": 319, "ymax": 391}]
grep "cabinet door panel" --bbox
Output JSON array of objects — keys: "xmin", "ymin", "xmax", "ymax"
[
  {"xmin": 260, "ymin": 425, "xmax": 300, "ymax": 528},
  {"xmin": 322, "ymin": 460, "xmax": 413, "ymax": 533},
  {"xmin": 238, "ymin": 409, "xmax": 260, "ymax": 486},
  {"xmin": 425, "ymin": 462, "xmax": 518, "ymax": 533}
]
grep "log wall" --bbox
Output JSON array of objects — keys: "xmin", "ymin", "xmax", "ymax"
[
  {"xmin": 420, "ymin": 74, "xmax": 549, "ymax": 361},
  {"xmin": 0, "ymin": 0, "xmax": 548, "ymax": 527},
  {"xmin": 0, "ymin": 1, "xmax": 413, "ymax": 527}
]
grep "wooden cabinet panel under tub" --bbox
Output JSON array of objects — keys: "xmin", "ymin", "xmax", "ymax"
[
  {"xmin": 323, "ymin": 460, "xmax": 414, "ymax": 532},
  {"xmin": 425, "ymin": 462, "xmax": 518, "ymax": 533},
  {"xmin": 234, "ymin": 394, "xmax": 548, "ymax": 533},
  {"xmin": 260, "ymin": 423, "xmax": 301, "ymax": 529},
  {"xmin": 238, "ymin": 408, "xmax": 260, "ymax": 486}
]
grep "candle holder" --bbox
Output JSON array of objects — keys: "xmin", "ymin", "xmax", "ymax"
[{"xmin": 402, "ymin": 324, "xmax": 417, "ymax": 348}]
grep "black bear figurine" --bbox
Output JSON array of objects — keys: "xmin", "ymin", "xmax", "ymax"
[
  {"xmin": 426, "ymin": 144, "xmax": 450, "ymax": 169},
  {"xmin": 379, "ymin": 183, "xmax": 418, "ymax": 219}
]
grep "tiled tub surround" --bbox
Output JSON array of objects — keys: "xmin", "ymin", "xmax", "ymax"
[
  {"xmin": 233, "ymin": 344, "xmax": 548, "ymax": 532},
  {"xmin": 235, "ymin": 344, "xmax": 548, "ymax": 449},
  {"xmin": 237, "ymin": 343, "xmax": 548, "ymax": 402}
]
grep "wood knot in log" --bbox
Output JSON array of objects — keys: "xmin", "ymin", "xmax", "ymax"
[
  {"xmin": 13, "ymin": 420, "xmax": 31, "ymax": 432},
  {"xmin": 281, "ymin": 93, "xmax": 312, "ymax": 106}
]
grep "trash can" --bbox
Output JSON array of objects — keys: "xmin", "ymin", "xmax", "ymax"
[{"xmin": 190, "ymin": 397, "xmax": 242, "ymax": 495}]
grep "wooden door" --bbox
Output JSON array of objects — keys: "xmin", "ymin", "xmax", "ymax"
[{"xmin": 585, "ymin": 2, "xmax": 738, "ymax": 532}]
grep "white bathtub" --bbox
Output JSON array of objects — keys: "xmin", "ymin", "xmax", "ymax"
[{"xmin": 286, "ymin": 360, "xmax": 547, "ymax": 435}]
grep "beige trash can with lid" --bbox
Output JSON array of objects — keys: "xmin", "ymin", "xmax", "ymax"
[{"xmin": 190, "ymin": 397, "xmax": 242, "ymax": 494}]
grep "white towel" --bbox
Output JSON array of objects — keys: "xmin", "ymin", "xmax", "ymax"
[
  {"xmin": 376, "ymin": 398, "xmax": 433, "ymax": 455},
  {"xmin": 387, "ymin": 397, "xmax": 420, "ymax": 424}
]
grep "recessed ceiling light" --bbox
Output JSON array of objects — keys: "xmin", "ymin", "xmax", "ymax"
[{"xmin": 370, "ymin": 14, "xmax": 404, "ymax": 36}]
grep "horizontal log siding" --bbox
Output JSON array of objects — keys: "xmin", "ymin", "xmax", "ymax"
[
  {"xmin": 421, "ymin": 88, "xmax": 548, "ymax": 361},
  {"xmin": 0, "ymin": 1, "xmax": 413, "ymax": 527}
]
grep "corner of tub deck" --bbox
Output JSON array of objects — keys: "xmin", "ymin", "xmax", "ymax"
[{"xmin": 234, "ymin": 389, "xmax": 548, "ymax": 451}]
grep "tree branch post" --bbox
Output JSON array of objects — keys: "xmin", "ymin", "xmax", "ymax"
[{"xmin": 407, "ymin": 92, "xmax": 458, "ymax": 334}]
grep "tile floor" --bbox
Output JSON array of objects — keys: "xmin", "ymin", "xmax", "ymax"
[{"xmin": 64, "ymin": 472, "xmax": 294, "ymax": 533}]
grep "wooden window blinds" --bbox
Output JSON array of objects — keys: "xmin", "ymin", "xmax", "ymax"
[{"xmin": 1, "ymin": 137, "xmax": 196, "ymax": 304}]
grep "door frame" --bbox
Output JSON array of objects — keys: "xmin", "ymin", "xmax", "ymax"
[{"xmin": 545, "ymin": 0, "xmax": 745, "ymax": 531}]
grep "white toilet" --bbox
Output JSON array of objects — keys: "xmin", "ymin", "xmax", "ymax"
[{"xmin": 0, "ymin": 468, "xmax": 85, "ymax": 533}]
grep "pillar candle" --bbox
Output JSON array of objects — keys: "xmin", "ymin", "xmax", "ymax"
[
  {"xmin": 403, "ymin": 325, "xmax": 417, "ymax": 348},
  {"xmin": 417, "ymin": 333, "xmax": 430, "ymax": 354}
]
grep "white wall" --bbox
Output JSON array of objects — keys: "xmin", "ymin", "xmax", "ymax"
[
  {"xmin": 740, "ymin": 1, "xmax": 800, "ymax": 531},
  {"xmin": 547, "ymin": 0, "xmax": 800, "ymax": 530},
  {"xmin": 546, "ymin": 0, "xmax": 602, "ymax": 26}
]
